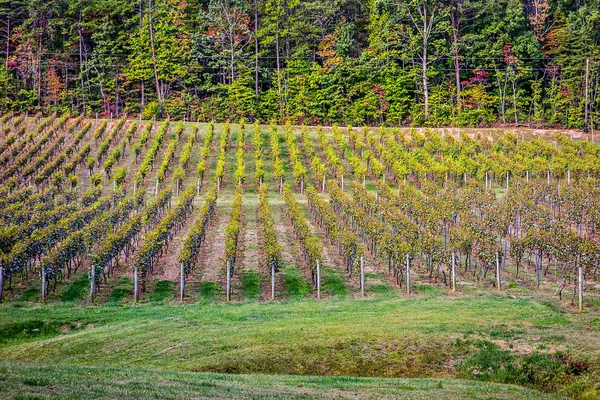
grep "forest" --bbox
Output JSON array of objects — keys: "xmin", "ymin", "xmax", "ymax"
[{"xmin": 0, "ymin": 0, "xmax": 599, "ymax": 127}]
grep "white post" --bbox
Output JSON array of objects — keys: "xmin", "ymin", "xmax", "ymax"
[
  {"xmin": 155, "ymin": 179, "xmax": 159, "ymax": 196},
  {"xmin": 41, "ymin": 265, "xmax": 46, "ymax": 303},
  {"xmin": 322, "ymin": 174, "xmax": 326, "ymax": 193},
  {"xmin": 0, "ymin": 267, "xmax": 4, "ymax": 303},
  {"xmin": 496, "ymin": 252, "xmax": 501, "ymax": 290},
  {"xmin": 485, "ymin": 171, "xmax": 488, "ymax": 189},
  {"xmin": 90, "ymin": 263, "xmax": 95, "ymax": 301},
  {"xmin": 568, "ymin": 170, "xmax": 571, "ymax": 185},
  {"xmin": 133, "ymin": 181, "xmax": 137, "ymax": 194},
  {"xmin": 341, "ymin": 174, "xmax": 344, "ymax": 191},
  {"xmin": 578, "ymin": 264, "xmax": 584, "ymax": 313},
  {"xmin": 360, "ymin": 256, "xmax": 365, "ymax": 297},
  {"xmin": 197, "ymin": 178, "xmax": 201, "ymax": 195},
  {"xmin": 226, "ymin": 260, "xmax": 231, "ymax": 302},
  {"xmin": 271, "ymin": 263, "xmax": 276, "ymax": 301},
  {"xmin": 506, "ymin": 172, "xmax": 509, "ymax": 191},
  {"xmin": 451, "ymin": 252, "xmax": 456, "ymax": 292},
  {"xmin": 406, "ymin": 254, "xmax": 411, "ymax": 295},
  {"xmin": 180, "ymin": 263, "xmax": 185, "ymax": 302},
  {"xmin": 134, "ymin": 267, "xmax": 139, "ymax": 303},
  {"xmin": 547, "ymin": 170, "xmax": 550, "ymax": 185},
  {"xmin": 316, "ymin": 259, "xmax": 321, "ymax": 300}
]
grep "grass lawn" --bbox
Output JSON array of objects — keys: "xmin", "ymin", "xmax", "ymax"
[
  {"xmin": 1, "ymin": 289, "xmax": 599, "ymax": 398},
  {"xmin": 0, "ymin": 362, "xmax": 559, "ymax": 399}
]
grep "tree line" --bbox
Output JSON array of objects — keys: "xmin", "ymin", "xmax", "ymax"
[{"xmin": 0, "ymin": 0, "xmax": 599, "ymax": 128}]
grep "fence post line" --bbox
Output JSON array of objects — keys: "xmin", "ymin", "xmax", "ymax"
[
  {"xmin": 451, "ymin": 252, "xmax": 456, "ymax": 292},
  {"xmin": 180, "ymin": 263, "xmax": 185, "ymax": 302},
  {"xmin": 406, "ymin": 254, "xmax": 411, "ymax": 295},
  {"xmin": 316, "ymin": 259, "xmax": 321, "ymax": 300},
  {"xmin": 134, "ymin": 267, "xmax": 139, "ymax": 303},
  {"xmin": 90, "ymin": 263, "xmax": 95, "ymax": 302},
  {"xmin": 360, "ymin": 256, "xmax": 365, "ymax": 297},
  {"xmin": 226, "ymin": 260, "xmax": 231, "ymax": 302},
  {"xmin": 271, "ymin": 264, "xmax": 276, "ymax": 301},
  {"xmin": 496, "ymin": 252, "xmax": 501, "ymax": 290}
]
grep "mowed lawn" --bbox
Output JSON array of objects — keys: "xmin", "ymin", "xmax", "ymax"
[{"xmin": 0, "ymin": 290, "xmax": 599, "ymax": 399}]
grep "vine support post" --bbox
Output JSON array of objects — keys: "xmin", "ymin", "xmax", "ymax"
[
  {"xmin": 90, "ymin": 263, "xmax": 95, "ymax": 302},
  {"xmin": 360, "ymin": 256, "xmax": 365, "ymax": 297},
  {"xmin": 496, "ymin": 251, "xmax": 501, "ymax": 290},
  {"xmin": 133, "ymin": 267, "xmax": 139, "ymax": 303},
  {"xmin": 568, "ymin": 170, "xmax": 571, "ymax": 185},
  {"xmin": 155, "ymin": 179, "xmax": 159, "ymax": 196},
  {"xmin": 485, "ymin": 171, "xmax": 488, "ymax": 189},
  {"xmin": 271, "ymin": 263, "xmax": 275, "ymax": 301},
  {"xmin": 316, "ymin": 259, "xmax": 321, "ymax": 300},
  {"xmin": 226, "ymin": 260, "xmax": 231, "ymax": 302},
  {"xmin": 451, "ymin": 252, "xmax": 456, "ymax": 292},
  {"xmin": 180, "ymin": 263, "xmax": 185, "ymax": 302},
  {"xmin": 406, "ymin": 254, "xmax": 411, "ymax": 295},
  {"xmin": 506, "ymin": 171, "xmax": 509, "ymax": 191},
  {"xmin": 41, "ymin": 265, "xmax": 46, "ymax": 303},
  {"xmin": 322, "ymin": 174, "xmax": 326, "ymax": 193},
  {"xmin": 578, "ymin": 255, "xmax": 584, "ymax": 313},
  {"xmin": 0, "ymin": 267, "xmax": 4, "ymax": 303},
  {"xmin": 197, "ymin": 178, "xmax": 201, "ymax": 196}
]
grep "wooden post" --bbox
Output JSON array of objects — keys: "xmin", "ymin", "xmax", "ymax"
[
  {"xmin": 226, "ymin": 260, "xmax": 231, "ymax": 302},
  {"xmin": 0, "ymin": 267, "xmax": 4, "ymax": 303},
  {"xmin": 180, "ymin": 263, "xmax": 185, "ymax": 302},
  {"xmin": 197, "ymin": 178, "xmax": 201, "ymax": 195},
  {"xmin": 360, "ymin": 256, "xmax": 365, "ymax": 297},
  {"xmin": 155, "ymin": 179, "xmax": 159, "ymax": 196},
  {"xmin": 578, "ymin": 255, "xmax": 584, "ymax": 313},
  {"xmin": 134, "ymin": 267, "xmax": 139, "ymax": 303},
  {"xmin": 506, "ymin": 171, "xmax": 509, "ymax": 191},
  {"xmin": 406, "ymin": 254, "xmax": 411, "ymax": 295},
  {"xmin": 496, "ymin": 252, "xmax": 501, "ymax": 290},
  {"xmin": 41, "ymin": 265, "xmax": 46, "ymax": 303},
  {"xmin": 451, "ymin": 252, "xmax": 456, "ymax": 292},
  {"xmin": 316, "ymin": 259, "xmax": 321, "ymax": 300},
  {"xmin": 271, "ymin": 263, "xmax": 275, "ymax": 301},
  {"xmin": 90, "ymin": 263, "xmax": 95, "ymax": 301}
]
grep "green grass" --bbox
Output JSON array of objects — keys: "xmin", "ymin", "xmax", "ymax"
[
  {"xmin": 241, "ymin": 269, "xmax": 262, "ymax": 299},
  {"xmin": 60, "ymin": 274, "xmax": 89, "ymax": 302},
  {"xmin": 106, "ymin": 278, "xmax": 133, "ymax": 305},
  {"xmin": 282, "ymin": 267, "xmax": 311, "ymax": 298},
  {"xmin": 321, "ymin": 268, "xmax": 348, "ymax": 297},
  {"xmin": 0, "ymin": 361, "xmax": 560, "ymax": 399},
  {"xmin": 199, "ymin": 281, "xmax": 222, "ymax": 300},
  {"xmin": 151, "ymin": 280, "xmax": 174, "ymax": 302},
  {"xmin": 0, "ymin": 291, "xmax": 598, "ymax": 398}
]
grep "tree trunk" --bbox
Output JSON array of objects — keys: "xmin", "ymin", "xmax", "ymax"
[{"xmin": 148, "ymin": 0, "xmax": 162, "ymax": 109}]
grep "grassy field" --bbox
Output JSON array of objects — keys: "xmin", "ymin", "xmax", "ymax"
[{"xmin": 1, "ymin": 288, "xmax": 599, "ymax": 399}]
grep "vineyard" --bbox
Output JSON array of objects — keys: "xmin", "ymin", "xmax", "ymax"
[
  {"xmin": 1, "ymin": 113, "xmax": 599, "ymax": 307},
  {"xmin": 1, "ymin": 113, "xmax": 600, "ymax": 399}
]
